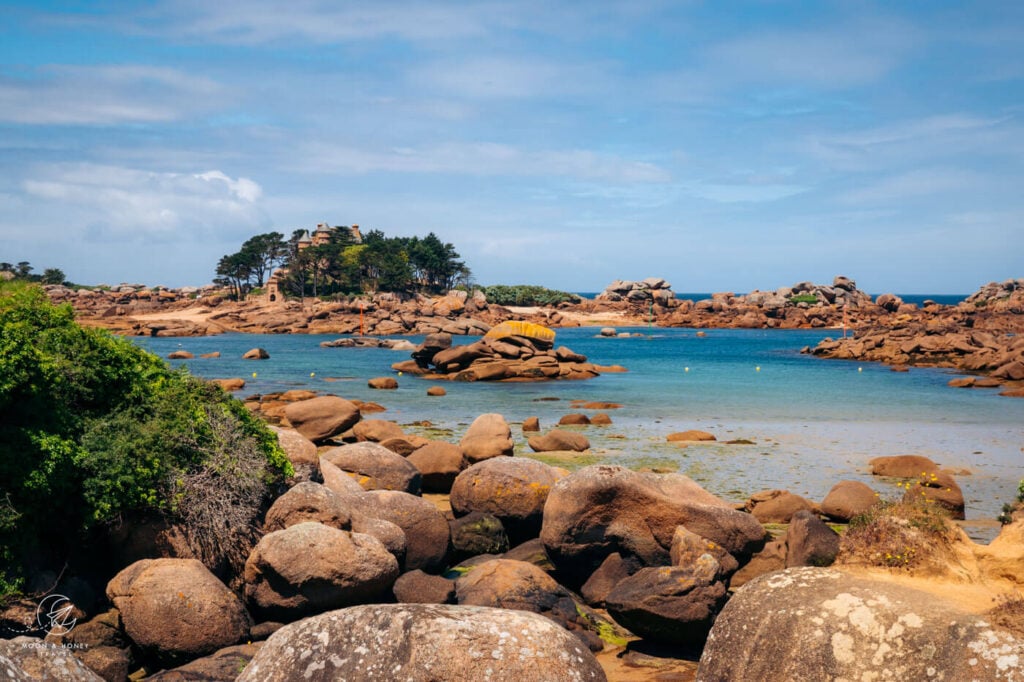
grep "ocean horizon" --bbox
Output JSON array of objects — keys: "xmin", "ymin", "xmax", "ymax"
[{"xmin": 135, "ymin": 326, "xmax": 1024, "ymax": 541}]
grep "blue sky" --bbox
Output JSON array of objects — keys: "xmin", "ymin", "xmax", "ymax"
[{"xmin": 1, "ymin": 1, "xmax": 1021, "ymax": 294}]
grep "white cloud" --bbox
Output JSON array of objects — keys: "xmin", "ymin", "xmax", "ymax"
[
  {"xmin": 411, "ymin": 56, "xmax": 606, "ymax": 100},
  {"xmin": 0, "ymin": 65, "xmax": 223, "ymax": 125},
  {"xmin": 838, "ymin": 167, "xmax": 985, "ymax": 205},
  {"xmin": 290, "ymin": 141, "xmax": 671, "ymax": 183},
  {"xmin": 195, "ymin": 171, "xmax": 263, "ymax": 202},
  {"xmin": 112, "ymin": 0, "xmax": 495, "ymax": 44},
  {"xmin": 19, "ymin": 164, "xmax": 267, "ymax": 241},
  {"xmin": 705, "ymin": 16, "xmax": 920, "ymax": 89}
]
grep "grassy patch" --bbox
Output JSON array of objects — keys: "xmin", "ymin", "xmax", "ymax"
[{"xmin": 839, "ymin": 498, "xmax": 954, "ymax": 570}]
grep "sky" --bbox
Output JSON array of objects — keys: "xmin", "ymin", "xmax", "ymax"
[{"xmin": 1, "ymin": 1, "xmax": 1022, "ymax": 294}]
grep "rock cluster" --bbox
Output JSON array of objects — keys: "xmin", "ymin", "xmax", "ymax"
[
  {"xmin": 11, "ymin": 394, "xmax": 1024, "ymax": 681},
  {"xmin": 47, "ymin": 285, "xmax": 510, "ymax": 337},
  {"xmin": 393, "ymin": 327, "xmax": 622, "ymax": 382},
  {"xmin": 663, "ymin": 276, "xmax": 877, "ymax": 329},
  {"xmin": 596, "ymin": 277, "xmax": 677, "ymax": 306},
  {"xmin": 807, "ymin": 280, "xmax": 1024, "ymax": 393}
]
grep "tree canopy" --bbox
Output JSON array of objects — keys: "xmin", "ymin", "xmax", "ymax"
[{"xmin": 215, "ymin": 226, "xmax": 469, "ymax": 299}]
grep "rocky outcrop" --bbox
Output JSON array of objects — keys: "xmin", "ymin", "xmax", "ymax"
[
  {"xmin": 106, "ymin": 558, "xmax": 250, "ymax": 664},
  {"xmin": 662, "ymin": 276, "xmax": 875, "ymax": 330},
  {"xmin": 596, "ymin": 277, "xmax": 677, "ymax": 307},
  {"xmin": 396, "ymin": 327, "xmax": 615, "ymax": 382},
  {"xmin": 237, "ymin": 604, "xmax": 607, "ymax": 682},
  {"xmin": 697, "ymin": 567, "xmax": 1024, "ymax": 681},
  {"xmin": 807, "ymin": 279, "xmax": 1024, "ymax": 387}
]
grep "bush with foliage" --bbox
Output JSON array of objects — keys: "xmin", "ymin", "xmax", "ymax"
[
  {"xmin": 839, "ymin": 497, "xmax": 954, "ymax": 571},
  {"xmin": 0, "ymin": 283, "xmax": 291, "ymax": 598},
  {"xmin": 482, "ymin": 284, "xmax": 581, "ymax": 307},
  {"xmin": 788, "ymin": 293, "xmax": 819, "ymax": 305}
]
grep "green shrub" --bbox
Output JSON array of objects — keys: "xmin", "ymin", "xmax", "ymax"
[
  {"xmin": 483, "ymin": 284, "xmax": 581, "ymax": 306},
  {"xmin": 0, "ymin": 283, "xmax": 291, "ymax": 598},
  {"xmin": 788, "ymin": 293, "xmax": 819, "ymax": 305}
]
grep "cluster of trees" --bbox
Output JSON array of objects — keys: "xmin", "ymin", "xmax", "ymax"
[
  {"xmin": 0, "ymin": 282, "xmax": 291, "ymax": 597},
  {"xmin": 0, "ymin": 261, "xmax": 66, "ymax": 285},
  {"xmin": 214, "ymin": 227, "xmax": 470, "ymax": 300}
]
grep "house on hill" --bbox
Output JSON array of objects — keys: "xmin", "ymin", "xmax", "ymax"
[{"xmin": 264, "ymin": 223, "xmax": 362, "ymax": 303}]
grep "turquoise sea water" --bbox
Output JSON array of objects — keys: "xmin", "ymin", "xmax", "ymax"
[{"xmin": 135, "ymin": 327, "xmax": 1023, "ymax": 537}]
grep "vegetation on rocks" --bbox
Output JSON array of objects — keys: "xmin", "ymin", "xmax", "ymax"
[
  {"xmin": 482, "ymin": 284, "xmax": 581, "ymax": 306},
  {"xmin": 839, "ymin": 496, "xmax": 954, "ymax": 570},
  {"xmin": 0, "ymin": 283, "xmax": 291, "ymax": 598}
]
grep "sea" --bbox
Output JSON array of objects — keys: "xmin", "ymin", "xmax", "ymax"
[{"xmin": 134, "ymin": 311, "xmax": 1024, "ymax": 542}]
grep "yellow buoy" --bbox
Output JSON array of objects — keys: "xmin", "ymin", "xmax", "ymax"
[
  {"xmin": 755, "ymin": 366, "xmax": 761, "ymax": 372},
  {"xmin": 251, "ymin": 372, "xmax": 257, "ymax": 378},
  {"xmin": 858, "ymin": 367, "xmax": 863, "ymax": 372},
  {"xmin": 684, "ymin": 367, "xmax": 690, "ymax": 372},
  {"xmin": 310, "ymin": 372, "xmax": 316, "ymax": 377},
  {"xmin": 398, "ymin": 371, "xmax": 403, "ymax": 376}
]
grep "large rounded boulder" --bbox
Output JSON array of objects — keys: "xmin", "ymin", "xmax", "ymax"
[
  {"xmin": 320, "ymin": 442, "xmax": 422, "ymax": 494},
  {"xmin": 527, "ymin": 429, "xmax": 591, "ymax": 453},
  {"xmin": 459, "ymin": 413, "xmax": 514, "ymax": 463},
  {"xmin": 697, "ymin": 567, "xmax": 1024, "ymax": 681},
  {"xmin": 820, "ymin": 480, "xmax": 880, "ymax": 522},
  {"xmin": 262, "ymin": 481, "xmax": 353, "ymax": 532},
  {"xmin": 283, "ymin": 396, "xmax": 361, "ymax": 443},
  {"xmin": 243, "ymin": 522, "xmax": 398, "ymax": 620},
  {"xmin": 357, "ymin": 490, "xmax": 451, "ymax": 572},
  {"xmin": 237, "ymin": 604, "xmax": 606, "ymax": 682},
  {"xmin": 450, "ymin": 456, "xmax": 560, "ymax": 543},
  {"xmin": 407, "ymin": 440, "xmax": 466, "ymax": 493},
  {"xmin": 541, "ymin": 465, "xmax": 766, "ymax": 583},
  {"xmin": 106, "ymin": 558, "xmax": 249, "ymax": 664},
  {"xmin": 454, "ymin": 559, "xmax": 572, "ymax": 614}
]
